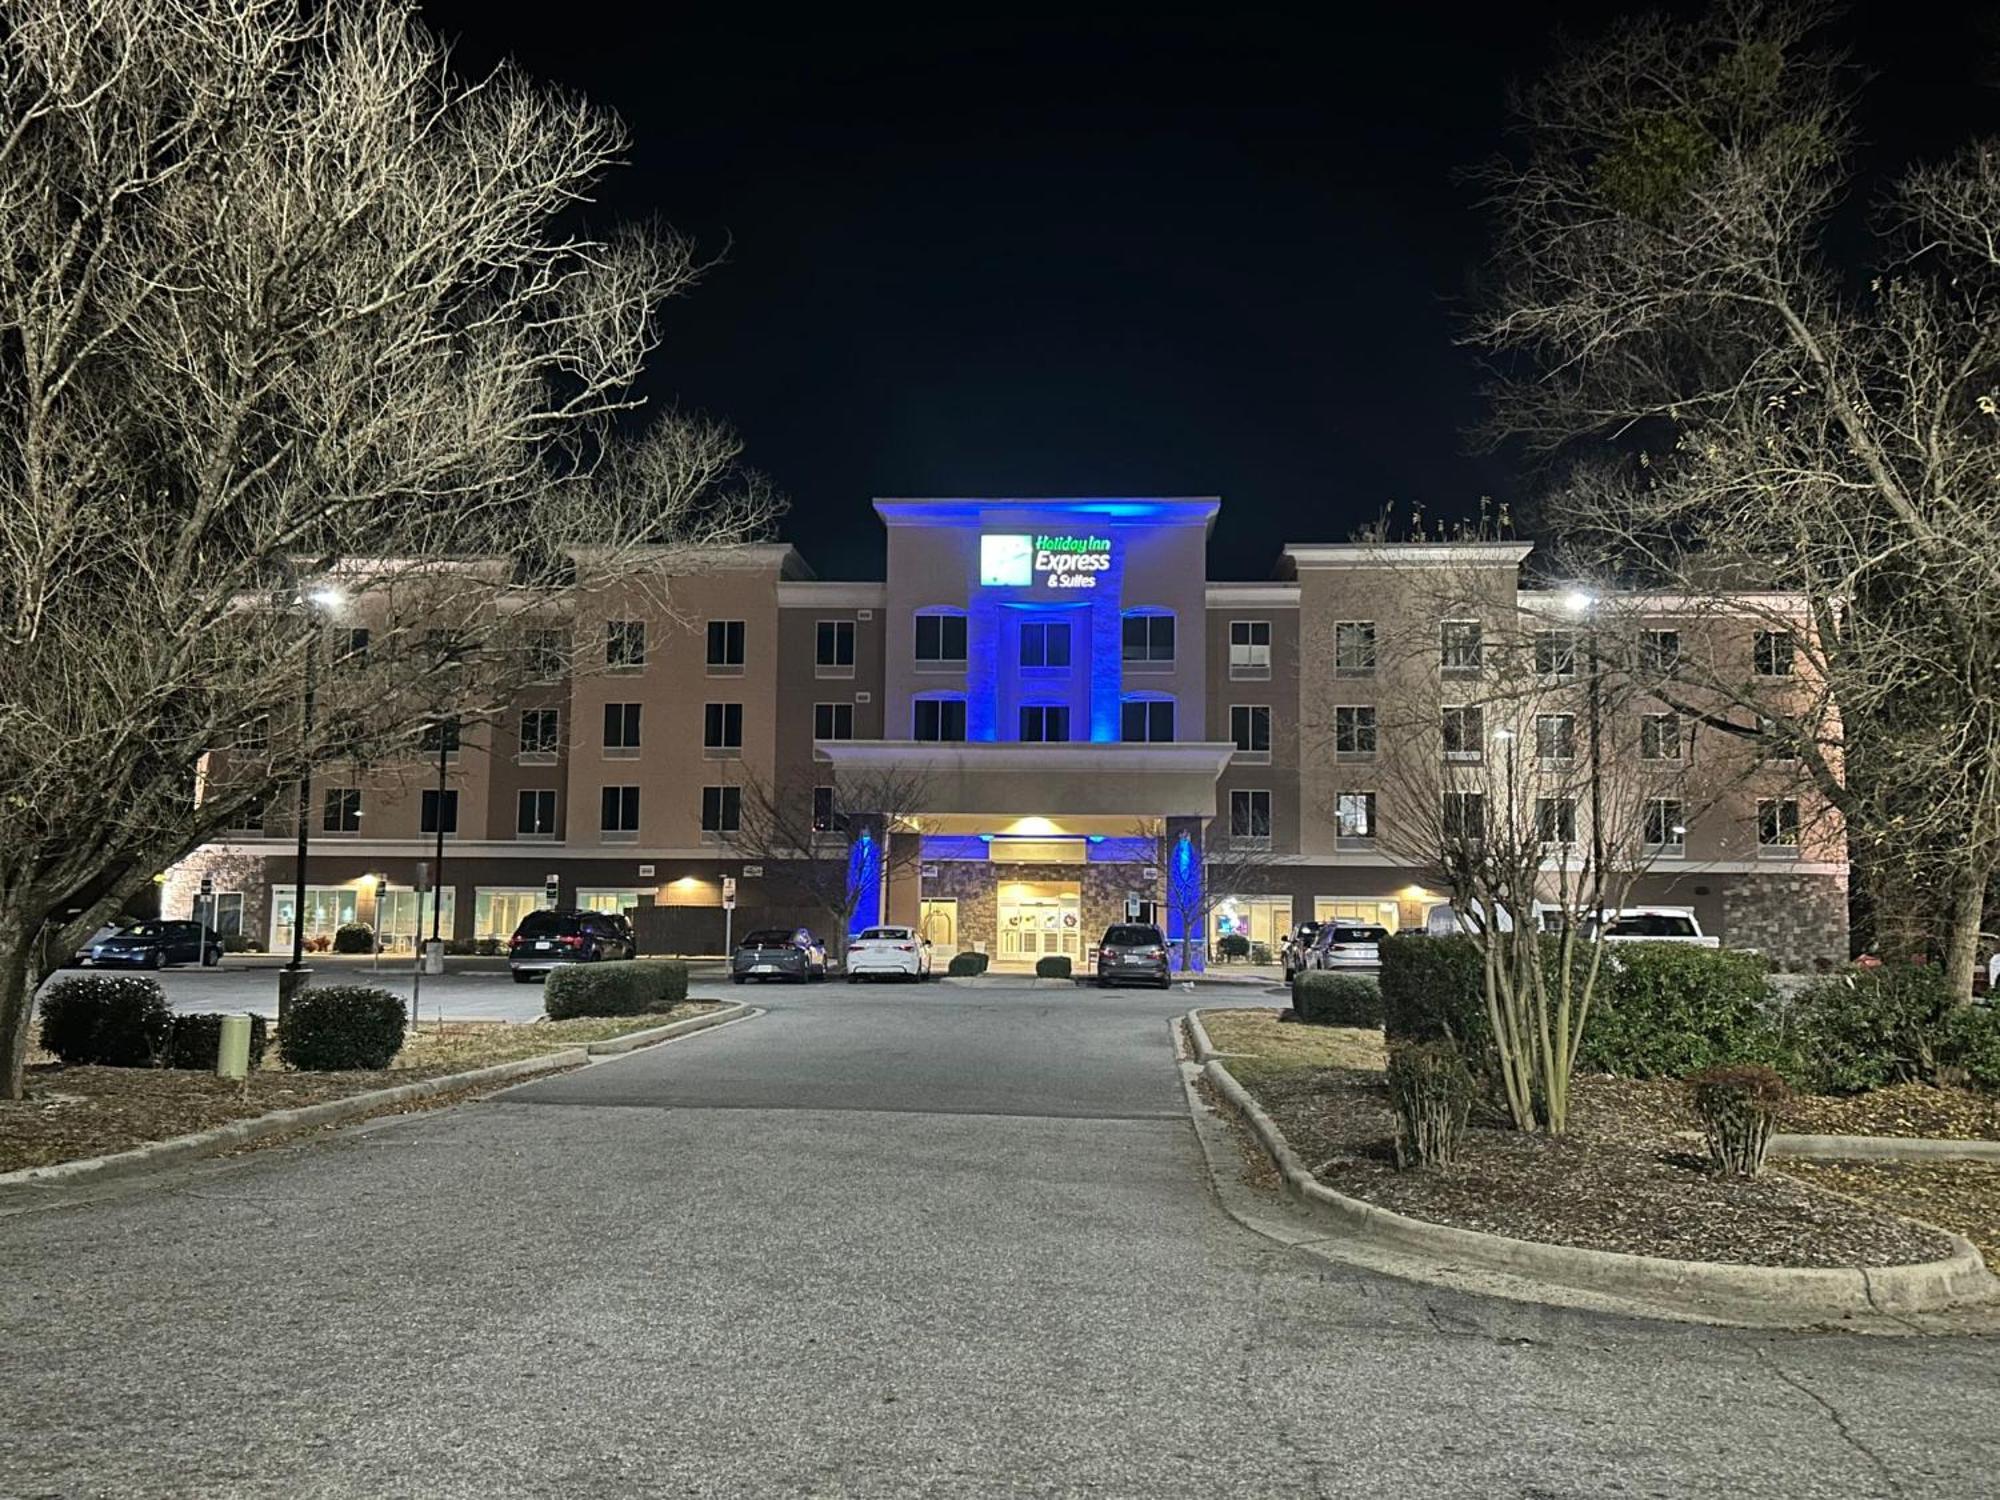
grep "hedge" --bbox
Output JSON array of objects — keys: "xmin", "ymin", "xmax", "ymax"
[
  {"xmin": 1216, "ymin": 933, "xmax": 1251, "ymax": 962},
  {"xmin": 1035, "ymin": 955, "xmax": 1073, "ymax": 979},
  {"xmin": 1782, "ymin": 963, "xmax": 1957, "ymax": 1093},
  {"xmin": 331, "ymin": 921, "xmax": 375, "ymax": 955},
  {"xmin": 167, "ymin": 1011, "xmax": 270, "ymax": 1070},
  {"xmin": 947, "ymin": 951, "xmax": 989, "ymax": 976},
  {"xmin": 1379, "ymin": 934, "xmax": 1489, "ymax": 1063},
  {"xmin": 1292, "ymin": 971, "xmax": 1382, "ymax": 1027},
  {"xmin": 543, "ymin": 959, "xmax": 688, "ymax": 1019},
  {"xmin": 38, "ymin": 974, "xmax": 173, "ymax": 1066},
  {"xmin": 1579, "ymin": 943, "xmax": 1779, "ymax": 1079},
  {"xmin": 279, "ymin": 986, "xmax": 406, "ymax": 1070}
]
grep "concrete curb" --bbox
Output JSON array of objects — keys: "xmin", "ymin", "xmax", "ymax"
[
  {"xmin": 1774, "ymin": 1133, "xmax": 2000, "ymax": 1164},
  {"xmin": 1187, "ymin": 1008, "xmax": 2000, "ymax": 1324},
  {"xmin": 1185, "ymin": 1008, "xmax": 1220, "ymax": 1064},
  {"xmin": 582, "ymin": 1002, "xmax": 750, "ymax": 1054}
]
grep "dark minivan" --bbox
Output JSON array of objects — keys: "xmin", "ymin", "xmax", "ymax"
[
  {"xmin": 731, "ymin": 928, "xmax": 829, "ymax": 983},
  {"xmin": 1095, "ymin": 923, "xmax": 1172, "ymax": 989},
  {"xmin": 507, "ymin": 908, "xmax": 639, "ymax": 981}
]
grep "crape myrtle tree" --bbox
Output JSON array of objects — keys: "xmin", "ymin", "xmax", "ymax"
[
  {"xmin": 0, "ymin": 0, "xmax": 777, "ymax": 1096},
  {"xmin": 1468, "ymin": 0, "xmax": 2000, "ymax": 996},
  {"xmin": 1133, "ymin": 817, "xmax": 1277, "ymax": 971}
]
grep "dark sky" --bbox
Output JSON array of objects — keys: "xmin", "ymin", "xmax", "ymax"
[{"xmin": 421, "ymin": 0, "xmax": 1992, "ymax": 580}]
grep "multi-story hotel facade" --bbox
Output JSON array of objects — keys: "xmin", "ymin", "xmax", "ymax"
[{"xmin": 168, "ymin": 497, "xmax": 1849, "ymax": 969}]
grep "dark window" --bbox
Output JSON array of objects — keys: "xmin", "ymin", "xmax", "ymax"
[
  {"xmin": 1019, "ymin": 621, "xmax": 1072, "ymax": 668},
  {"xmin": 700, "ymin": 785, "xmax": 741, "ymax": 834},
  {"xmin": 418, "ymin": 717, "xmax": 461, "ymax": 755},
  {"xmin": 1229, "ymin": 789, "xmax": 1272, "ymax": 840},
  {"xmin": 913, "ymin": 698, "xmax": 967, "ymax": 742},
  {"xmin": 606, "ymin": 620, "xmax": 646, "ymax": 669},
  {"xmin": 226, "ymin": 796, "xmax": 268, "ymax": 834},
  {"xmin": 1535, "ymin": 631, "xmax": 1576, "ymax": 677},
  {"xmin": 600, "ymin": 785, "xmax": 640, "ymax": 834},
  {"xmin": 816, "ymin": 619, "xmax": 855, "ymax": 668},
  {"xmin": 1441, "ymin": 620, "xmax": 1483, "ymax": 674},
  {"xmin": 1441, "ymin": 705, "xmax": 1484, "ymax": 759},
  {"xmin": 1640, "ymin": 712, "xmax": 1682, "ymax": 761},
  {"xmin": 421, "ymin": 788, "xmax": 459, "ymax": 835},
  {"xmin": 703, "ymin": 702, "xmax": 743, "ymax": 751},
  {"xmin": 1536, "ymin": 796, "xmax": 1576, "ymax": 844},
  {"xmin": 1121, "ymin": 612, "xmax": 1174, "ymax": 663},
  {"xmin": 811, "ymin": 785, "xmax": 838, "ymax": 833},
  {"xmin": 1536, "ymin": 713, "xmax": 1575, "ymax": 761},
  {"xmin": 337, "ymin": 628, "xmax": 370, "ymax": 666},
  {"xmin": 914, "ymin": 613, "xmax": 967, "ymax": 663},
  {"xmin": 1645, "ymin": 798, "xmax": 1686, "ymax": 847},
  {"xmin": 519, "ymin": 709, "xmax": 559, "ymax": 757},
  {"xmin": 322, "ymin": 787, "xmax": 361, "ymax": 833},
  {"xmin": 1754, "ymin": 630, "xmax": 1795, "ymax": 678},
  {"xmin": 706, "ymin": 619, "xmax": 746, "ymax": 668},
  {"xmin": 1642, "ymin": 629, "xmax": 1681, "ymax": 674},
  {"xmin": 1230, "ymin": 704, "xmax": 1271, "ymax": 754},
  {"xmin": 524, "ymin": 629, "xmax": 566, "ymax": 680},
  {"xmin": 1334, "ymin": 706, "xmax": 1376, "ymax": 756},
  {"xmin": 517, "ymin": 789, "xmax": 557, "ymax": 837},
  {"xmin": 603, "ymin": 702, "xmax": 642, "ymax": 751},
  {"xmin": 1019, "ymin": 704, "xmax": 1070, "ymax": 742},
  {"xmin": 814, "ymin": 702, "xmax": 854, "ymax": 740},
  {"xmin": 1758, "ymin": 798, "xmax": 1800, "ymax": 848},
  {"xmin": 1120, "ymin": 698, "xmax": 1174, "ymax": 742},
  {"xmin": 238, "ymin": 716, "xmax": 270, "ymax": 755},
  {"xmin": 1442, "ymin": 791, "xmax": 1486, "ymax": 841},
  {"xmin": 1334, "ymin": 621, "xmax": 1376, "ymax": 675}
]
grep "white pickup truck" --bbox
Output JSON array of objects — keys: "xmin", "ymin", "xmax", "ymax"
[{"xmin": 1581, "ymin": 906, "xmax": 1721, "ymax": 948}]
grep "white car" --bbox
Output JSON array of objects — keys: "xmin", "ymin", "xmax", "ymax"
[
  {"xmin": 1583, "ymin": 907, "xmax": 1720, "ymax": 948},
  {"xmin": 1309, "ymin": 923, "xmax": 1390, "ymax": 972},
  {"xmin": 845, "ymin": 925, "xmax": 933, "ymax": 982}
]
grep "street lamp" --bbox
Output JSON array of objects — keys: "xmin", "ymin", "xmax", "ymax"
[
  {"xmin": 280, "ymin": 580, "xmax": 345, "ymax": 1016},
  {"xmin": 1561, "ymin": 587, "xmax": 1606, "ymax": 930}
]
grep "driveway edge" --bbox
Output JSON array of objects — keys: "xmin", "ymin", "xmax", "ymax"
[
  {"xmin": 1186, "ymin": 1008, "xmax": 2000, "ymax": 1325},
  {"xmin": 583, "ymin": 1002, "xmax": 751, "ymax": 1054},
  {"xmin": 1773, "ymin": 1133, "xmax": 2000, "ymax": 1164}
]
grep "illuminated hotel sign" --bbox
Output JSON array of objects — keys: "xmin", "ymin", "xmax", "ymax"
[{"xmin": 980, "ymin": 533, "xmax": 1113, "ymax": 590}]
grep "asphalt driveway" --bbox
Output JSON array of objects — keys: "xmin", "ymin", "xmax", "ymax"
[{"xmin": 4, "ymin": 980, "xmax": 1998, "ymax": 1498}]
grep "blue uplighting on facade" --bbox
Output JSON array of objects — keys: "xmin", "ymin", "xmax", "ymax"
[
  {"xmin": 1167, "ymin": 829, "xmax": 1203, "ymax": 972},
  {"xmin": 1085, "ymin": 837, "xmax": 1153, "ymax": 864},
  {"xmin": 847, "ymin": 829, "xmax": 882, "ymax": 935}
]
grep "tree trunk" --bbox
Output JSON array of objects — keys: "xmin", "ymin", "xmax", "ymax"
[
  {"xmin": 1941, "ymin": 855, "xmax": 1990, "ymax": 1004},
  {"xmin": 0, "ymin": 920, "xmax": 41, "ymax": 1101}
]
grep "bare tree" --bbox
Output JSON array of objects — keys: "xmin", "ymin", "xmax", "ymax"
[
  {"xmin": 0, "ymin": 0, "xmax": 778, "ymax": 1096},
  {"xmin": 1467, "ymin": 0, "xmax": 2000, "ymax": 996},
  {"xmin": 1132, "ymin": 818, "xmax": 1278, "ymax": 971}
]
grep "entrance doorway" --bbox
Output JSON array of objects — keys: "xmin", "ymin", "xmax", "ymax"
[
  {"xmin": 919, "ymin": 899, "xmax": 959, "ymax": 950},
  {"xmin": 997, "ymin": 880, "xmax": 1082, "ymax": 964}
]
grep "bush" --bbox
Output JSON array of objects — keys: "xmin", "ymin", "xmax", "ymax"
[
  {"xmin": 221, "ymin": 933, "xmax": 258, "ymax": 953},
  {"xmin": 167, "ymin": 1012, "xmax": 270, "ymax": 1070},
  {"xmin": 947, "ymin": 951, "xmax": 989, "ymax": 976},
  {"xmin": 1293, "ymin": 971, "xmax": 1383, "ymax": 1027},
  {"xmin": 331, "ymin": 922, "xmax": 375, "ymax": 955},
  {"xmin": 1943, "ymin": 1003, "xmax": 2000, "ymax": 1091},
  {"xmin": 38, "ymin": 974, "xmax": 173, "ymax": 1066},
  {"xmin": 543, "ymin": 960, "xmax": 687, "ymax": 1019},
  {"xmin": 1216, "ymin": 933, "xmax": 1251, "ymax": 962},
  {"xmin": 1249, "ymin": 941, "xmax": 1272, "ymax": 965},
  {"xmin": 1579, "ymin": 943, "xmax": 1780, "ymax": 1079},
  {"xmin": 1784, "ymin": 963, "xmax": 1955, "ymax": 1093},
  {"xmin": 1386, "ymin": 1041, "xmax": 1474, "ymax": 1169},
  {"xmin": 279, "ymin": 986, "xmax": 406, "ymax": 1070},
  {"xmin": 1379, "ymin": 934, "xmax": 1490, "ymax": 1060},
  {"xmin": 1687, "ymin": 1063, "xmax": 1791, "ymax": 1176},
  {"xmin": 1035, "ymin": 955, "xmax": 1072, "ymax": 979}
]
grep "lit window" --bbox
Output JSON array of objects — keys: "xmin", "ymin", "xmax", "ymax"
[{"xmin": 1336, "ymin": 791, "xmax": 1376, "ymax": 841}]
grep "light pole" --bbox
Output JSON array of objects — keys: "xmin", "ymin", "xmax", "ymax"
[
  {"xmin": 1562, "ymin": 590, "xmax": 1604, "ymax": 932},
  {"xmin": 426, "ymin": 714, "xmax": 451, "ymax": 974},
  {"xmin": 279, "ymin": 583, "xmax": 344, "ymax": 1018}
]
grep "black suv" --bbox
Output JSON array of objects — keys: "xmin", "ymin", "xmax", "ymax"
[
  {"xmin": 507, "ymin": 908, "xmax": 639, "ymax": 981},
  {"xmin": 1094, "ymin": 923, "xmax": 1172, "ymax": 989}
]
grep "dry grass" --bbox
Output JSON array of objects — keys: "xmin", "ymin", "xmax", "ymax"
[{"xmin": 1198, "ymin": 1007, "xmax": 1387, "ymax": 1083}]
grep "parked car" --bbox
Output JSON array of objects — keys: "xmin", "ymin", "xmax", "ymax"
[
  {"xmin": 846, "ymin": 925, "xmax": 932, "ymax": 983},
  {"xmin": 1280, "ymin": 922, "xmax": 1323, "ymax": 982},
  {"xmin": 1094, "ymin": 923, "xmax": 1172, "ymax": 989},
  {"xmin": 506, "ymin": 908, "xmax": 639, "ymax": 981},
  {"xmin": 1309, "ymin": 923, "xmax": 1390, "ymax": 972},
  {"xmin": 1582, "ymin": 907, "xmax": 1720, "ymax": 948},
  {"xmin": 77, "ymin": 920, "xmax": 220, "ymax": 969},
  {"xmin": 732, "ymin": 927, "xmax": 829, "ymax": 983},
  {"xmin": 1423, "ymin": 904, "xmax": 1516, "ymax": 937}
]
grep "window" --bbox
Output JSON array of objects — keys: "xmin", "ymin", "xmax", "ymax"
[
  {"xmin": 322, "ymin": 787, "xmax": 361, "ymax": 833},
  {"xmin": 601, "ymin": 702, "xmax": 642, "ymax": 756},
  {"xmin": 1759, "ymin": 715, "xmax": 1798, "ymax": 765},
  {"xmin": 814, "ymin": 702, "xmax": 854, "ymax": 740},
  {"xmin": 1535, "ymin": 630, "xmax": 1576, "ymax": 678},
  {"xmin": 1019, "ymin": 621, "xmax": 1072, "ymax": 668},
  {"xmin": 1644, "ymin": 797, "xmax": 1685, "ymax": 852},
  {"xmin": 1758, "ymin": 798, "xmax": 1801, "ymax": 853},
  {"xmin": 606, "ymin": 620, "xmax": 646, "ymax": 670},
  {"xmin": 1754, "ymin": 629, "xmax": 1795, "ymax": 678},
  {"xmin": 420, "ymin": 788, "xmax": 459, "ymax": 836},
  {"xmin": 700, "ymin": 785, "xmax": 741, "ymax": 837},
  {"xmin": 226, "ymin": 796, "xmax": 268, "ymax": 834},
  {"xmin": 238, "ymin": 716, "xmax": 270, "ymax": 755},
  {"xmin": 914, "ymin": 611, "xmax": 968, "ymax": 666},
  {"xmin": 1230, "ymin": 704, "xmax": 1271, "ymax": 759},
  {"xmin": 1334, "ymin": 706, "xmax": 1376, "ymax": 758},
  {"xmin": 1229, "ymin": 789, "xmax": 1272, "ymax": 842},
  {"xmin": 519, "ymin": 708, "xmax": 559, "ymax": 761},
  {"xmin": 1019, "ymin": 704, "xmax": 1071, "ymax": 742},
  {"xmin": 336, "ymin": 628, "xmax": 370, "ymax": 666},
  {"xmin": 1442, "ymin": 790, "xmax": 1487, "ymax": 842},
  {"xmin": 1640, "ymin": 712, "xmax": 1683, "ymax": 762},
  {"xmin": 418, "ymin": 716, "xmax": 461, "ymax": 758},
  {"xmin": 1120, "ymin": 697, "xmax": 1175, "ymax": 743},
  {"xmin": 816, "ymin": 619, "xmax": 855, "ymax": 676},
  {"xmin": 1335, "ymin": 621, "xmax": 1376, "ymax": 676},
  {"xmin": 524, "ymin": 629, "xmax": 566, "ymax": 681},
  {"xmin": 1229, "ymin": 620, "xmax": 1272, "ymax": 678},
  {"xmin": 1536, "ymin": 796, "xmax": 1576, "ymax": 845},
  {"xmin": 703, "ymin": 702, "xmax": 743, "ymax": 755},
  {"xmin": 1122, "ymin": 611, "xmax": 1174, "ymax": 665},
  {"xmin": 1441, "ymin": 620, "xmax": 1483, "ymax": 675},
  {"xmin": 1536, "ymin": 712, "xmax": 1576, "ymax": 762},
  {"xmin": 706, "ymin": 620, "xmax": 746, "ymax": 673},
  {"xmin": 1335, "ymin": 791, "xmax": 1377, "ymax": 843},
  {"xmin": 811, "ymin": 785, "xmax": 838, "ymax": 833},
  {"xmin": 600, "ymin": 785, "xmax": 640, "ymax": 840},
  {"xmin": 1441, "ymin": 704, "xmax": 1484, "ymax": 761},
  {"xmin": 913, "ymin": 697, "xmax": 967, "ymax": 742},
  {"xmin": 1642, "ymin": 629, "xmax": 1681, "ymax": 674},
  {"xmin": 517, "ymin": 789, "xmax": 558, "ymax": 839}
]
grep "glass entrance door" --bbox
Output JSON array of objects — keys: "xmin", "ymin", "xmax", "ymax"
[{"xmin": 996, "ymin": 880, "xmax": 1082, "ymax": 962}]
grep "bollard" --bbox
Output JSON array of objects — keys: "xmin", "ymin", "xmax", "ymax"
[
  {"xmin": 216, "ymin": 1013, "xmax": 253, "ymax": 1080},
  {"xmin": 422, "ymin": 939, "xmax": 445, "ymax": 976},
  {"xmin": 275, "ymin": 965, "xmax": 312, "ymax": 1027}
]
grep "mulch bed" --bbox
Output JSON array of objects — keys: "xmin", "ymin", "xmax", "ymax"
[
  {"xmin": 1785, "ymin": 1160, "xmax": 2000, "ymax": 1270},
  {"xmin": 1241, "ymin": 1066, "xmax": 1953, "ymax": 1269},
  {"xmin": 1780, "ymin": 1082, "xmax": 2000, "ymax": 1141}
]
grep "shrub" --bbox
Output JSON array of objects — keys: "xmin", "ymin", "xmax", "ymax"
[
  {"xmin": 1249, "ymin": 941, "xmax": 1272, "ymax": 965},
  {"xmin": 1035, "ymin": 955, "xmax": 1072, "ymax": 979},
  {"xmin": 1379, "ymin": 934, "xmax": 1490, "ymax": 1061},
  {"xmin": 1943, "ymin": 1003, "xmax": 2000, "ymax": 1091},
  {"xmin": 167, "ymin": 1012, "xmax": 270, "ymax": 1070},
  {"xmin": 279, "ymin": 986, "xmax": 406, "ymax": 1070},
  {"xmin": 38, "ymin": 974, "xmax": 173, "ymax": 1067},
  {"xmin": 1293, "ymin": 971, "xmax": 1382, "ymax": 1028},
  {"xmin": 221, "ymin": 933, "xmax": 258, "ymax": 953},
  {"xmin": 1579, "ymin": 943, "xmax": 1780, "ymax": 1079},
  {"xmin": 1386, "ymin": 1041, "xmax": 1474, "ymax": 1169},
  {"xmin": 947, "ymin": 951, "xmax": 989, "ymax": 976},
  {"xmin": 1216, "ymin": 933, "xmax": 1251, "ymax": 962},
  {"xmin": 473, "ymin": 936, "xmax": 504, "ymax": 956},
  {"xmin": 1687, "ymin": 1063, "xmax": 1791, "ymax": 1176},
  {"xmin": 543, "ymin": 960, "xmax": 687, "ymax": 1019},
  {"xmin": 1784, "ymin": 963, "xmax": 1955, "ymax": 1093},
  {"xmin": 331, "ymin": 922, "xmax": 374, "ymax": 955}
]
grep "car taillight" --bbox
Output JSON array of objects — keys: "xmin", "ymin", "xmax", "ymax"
[
  {"xmin": 508, "ymin": 935, "xmax": 523, "ymax": 948},
  {"xmin": 560, "ymin": 934, "xmax": 584, "ymax": 949},
  {"xmin": 896, "ymin": 944, "xmax": 915, "ymax": 952},
  {"xmin": 1143, "ymin": 947, "xmax": 1164, "ymax": 959}
]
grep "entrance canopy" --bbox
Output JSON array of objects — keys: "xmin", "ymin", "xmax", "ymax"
[{"xmin": 815, "ymin": 740, "xmax": 1235, "ymax": 822}]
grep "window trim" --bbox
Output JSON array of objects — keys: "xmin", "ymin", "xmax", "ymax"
[
  {"xmin": 913, "ymin": 608, "xmax": 969, "ymax": 672},
  {"xmin": 516, "ymin": 788, "xmax": 559, "ymax": 841},
  {"xmin": 1229, "ymin": 787, "xmax": 1273, "ymax": 845},
  {"xmin": 1119, "ymin": 694, "xmax": 1176, "ymax": 744},
  {"xmin": 1333, "ymin": 620, "xmax": 1377, "ymax": 678},
  {"xmin": 1229, "ymin": 703, "xmax": 1272, "ymax": 764},
  {"xmin": 702, "ymin": 701, "xmax": 744, "ymax": 758},
  {"xmin": 1121, "ymin": 609, "xmax": 1176, "ymax": 671},
  {"xmin": 815, "ymin": 618, "xmax": 857, "ymax": 679},
  {"xmin": 1228, "ymin": 619, "xmax": 1273, "ymax": 681},
  {"xmin": 599, "ymin": 784, "xmax": 640, "ymax": 843},
  {"xmin": 705, "ymin": 619, "xmax": 746, "ymax": 676}
]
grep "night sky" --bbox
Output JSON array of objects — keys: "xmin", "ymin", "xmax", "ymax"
[{"xmin": 422, "ymin": 0, "xmax": 1992, "ymax": 580}]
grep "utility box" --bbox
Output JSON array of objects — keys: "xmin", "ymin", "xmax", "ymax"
[
  {"xmin": 215, "ymin": 1014, "xmax": 252, "ymax": 1080},
  {"xmin": 422, "ymin": 939, "xmax": 445, "ymax": 975}
]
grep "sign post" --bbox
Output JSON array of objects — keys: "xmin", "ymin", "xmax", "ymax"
[
  {"xmin": 196, "ymin": 874, "xmax": 215, "ymax": 961},
  {"xmin": 721, "ymin": 875, "xmax": 737, "ymax": 957}
]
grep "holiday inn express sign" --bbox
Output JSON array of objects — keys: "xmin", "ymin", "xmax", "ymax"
[{"xmin": 980, "ymin": 533, "xmax": 1113, "ymax": 590}]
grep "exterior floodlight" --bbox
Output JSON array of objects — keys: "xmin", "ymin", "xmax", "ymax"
[
  {"xmin": 1561, "ymin": 589, "xmax": 1595, "ymax": 614},
  {"xmin": 1492, "ymin": 728, "xmax": 1517, "ymax": 742},
  {"xmin": 305, "ymin": 585, "xmax": 346, "ymax": 611}
]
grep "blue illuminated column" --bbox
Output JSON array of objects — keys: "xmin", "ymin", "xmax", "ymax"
[
  {"xmin": 846, "ymin": 825, "xmax": 882, "ymax": 936},
  {"xmin": 1165, "ymin": 817, "xmax": 1205, "ymax": 972}
]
